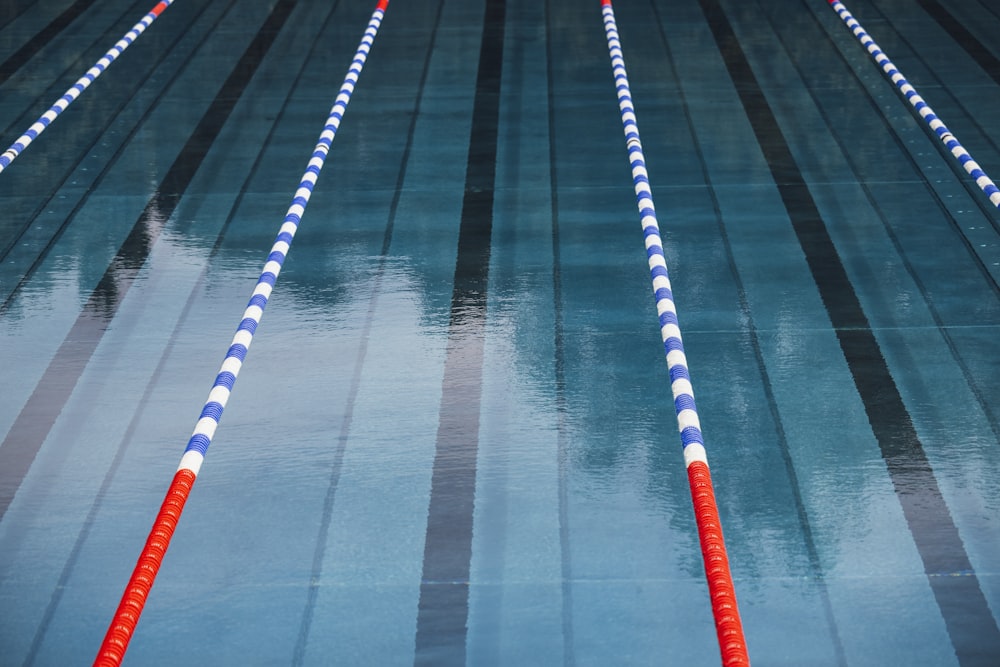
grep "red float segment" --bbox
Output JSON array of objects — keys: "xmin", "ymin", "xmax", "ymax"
[
  {"xmin": 150, "ymin": 1, "xmax": 169, "ymax": 17},
  {"xmin": 687, "ymin": 461, "xmax": 749, "ymax": 667},
  {"xmin": 600, "ymin": 0, "xmax": 750, "ymax": 660},
  {"xmin": 93, "ymin": 3, "xmax": 390, "ymax": 663},
  {"xmin": 94, "ymin": 469, "xmax": 196, "ymax": 667}
]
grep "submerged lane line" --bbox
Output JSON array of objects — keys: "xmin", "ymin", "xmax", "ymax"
[
  {"xmin": 0, "ymin": 0, "xmax": 230, "ymax": 294},
  {"xmin": 599, "ymin": 2, "xmax": 750, "ymax": 666},
  {"xmin": 16, "ymin": 1, "xmax": 344, "ymax": 663},
  {"xmin": 827, "ymin": 0, "xmax": 1000, "ymax": 211},
  {"xmin": 0, "ymin": 0, "xmax": 100, "ymax": 87},
  {"xmin": 413, "ymin": 0, "xmax": 504, "ymax": 663},
  {"xmin": 291, "ymin": 1, "xmax": 445, "ymax": 662},
  {"xmin": 0, "ymin": 0, "xmax": 174, "ymax": 174},
  {"xmin": 917, "ymin": 0, "xmax": 1000, "ymax": 89},
  {"xmin": 543, "ymin": 0, "xmax": 576, "ymax": 662},
  {"xmin": 701, "ymin": 0, "xmax": 1000, "ymax": 663},
  {"xmin": 93, "ymin": 3, "xmax": 389, "ymax": 664}
]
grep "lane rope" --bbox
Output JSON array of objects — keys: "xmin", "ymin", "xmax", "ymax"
[
  {"xmin": 0, "ymin": 0, "xmax": 176, "ymax": 175},
  {"xmin": 828, "ymin": 0, "xmax": 1000, "ymax": 209},
  {"xmin": 598, "ymin": 2, "xmax": 750, "ymax": 665},
  {"xmin": 92, "ymin": 2, "xmax": 389, "ymax": 664}
]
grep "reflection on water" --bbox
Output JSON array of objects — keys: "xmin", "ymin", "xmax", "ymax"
[{"xmin": 1, "ymin": 0, "xmax": 1000, "ymax": 663}]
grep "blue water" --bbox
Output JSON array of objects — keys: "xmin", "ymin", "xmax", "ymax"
[{"xmin": 1, "ymin": 0, "xmax": 999, "ymax": 665}]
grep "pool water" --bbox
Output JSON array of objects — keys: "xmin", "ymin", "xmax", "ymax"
[{"xmin": 1, "ymin": 0, "xmax": 999, "ymax": 664}]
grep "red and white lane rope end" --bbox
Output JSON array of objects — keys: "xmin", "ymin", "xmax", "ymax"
[
  {"xmin": 599, "ymin": 1, "xmax": 750, "ymax": 664},
  {"xmin": 92, "ymin": 2, "xmax": 389, "ymax": 664}
]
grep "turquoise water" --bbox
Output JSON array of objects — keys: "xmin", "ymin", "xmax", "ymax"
[{"xmin": 1, "ymin": 0, "xmax": 999, "ymax": 664}]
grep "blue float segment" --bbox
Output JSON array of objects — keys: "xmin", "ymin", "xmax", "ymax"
[
  {"xmin": 664, "ymin": 337, "xmax": 684, "ymax": 354},
  {"xmin": 214, "ymin": 371, "xmax": 237, "ymax": 391},
  {"xmin": 200, "ymin": 402, "xmax": 225, "ymax": 422},
  {"xmin": 247, "ymin": 294, "xmax": 268, "ymax": 311},
  {"xmin": 237, "ymin": 318, "xmax": 258, "ymax": 335},
  {"xmin": 680, "ymin": 426, "xmax": 704, "ymax": 447},
  {"xmin": 185, "ymin": 433, "xmax": 211, "ymax": 455},
  {"xmin": 654, "ymin": 286, "xmax": 673, "ymax": 303},
  {"xmin": 675, "ymin": 394, "xmax": 697, "ymax": 413},
  {"xmin": 668, "ymin": 364, "xmax": 691, "ymax": 383}
]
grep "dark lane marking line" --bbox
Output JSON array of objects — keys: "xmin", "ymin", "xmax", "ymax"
[
  {"xmin": 780, "ymin": 0, "xmax": 1000, "ymax": 442},
  {"xmin": 413, "ymin": 0, "xmax": 504, "ymax": 664},
  {"xmin": 0, "ymin": 0, "xmax": 300, "ymax": 523},
  {"xmin": 19, "ymin": 1, "xmax": 342, "ymax": 662},
  {"xmin": 290, "ymin": 1, "xmax": 445, "ymax": 663},
  {"xmin": 544, "ymin": 0, "xmax": 576, "ymax": 664},
  {"xmin": 0, "ymin": 0, "xmax": 100, "ymax": 86},
  {"xmin": 0, "ymin": 0, "xmax": 34, "ymax": 34},
  {"xmin": 697, "ymin": 0, "xmax": 1000, "ymax": 664},
  {"xmin": 0, "ymin": 0, "xmax": 226, "ymax": 274},
  {"xmin": 0, "ymin": 0, "xmax": 147, "ymax": 139},
  {"xmin": 918, "ymin": 0, "xmax": 1000, "ymax": 86}
]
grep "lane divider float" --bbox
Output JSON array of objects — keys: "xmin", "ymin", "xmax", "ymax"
[
  {"xmin": 93, "ymin": 2, "xmax": 389, "ymax": 664},
  {"xmin": 599, "ymin": 1, "xmax": 751, "ymax": 665},
  {"xmin": 828, "ymin": 0, "xmax": 1000, "ymax": 209},
  {"xmin": 0, "ymin": 0, "xmax": 175, "ymax": 175}
]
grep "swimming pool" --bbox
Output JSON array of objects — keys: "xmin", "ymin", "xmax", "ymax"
[{"xmin": 1, "ymin": 0, "xmax": 998, "ymax": 664}]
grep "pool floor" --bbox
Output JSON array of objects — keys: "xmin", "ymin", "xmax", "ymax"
[{"xmin": 1, "ymin": 0, "xmax": 999, "ymax": 664}]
